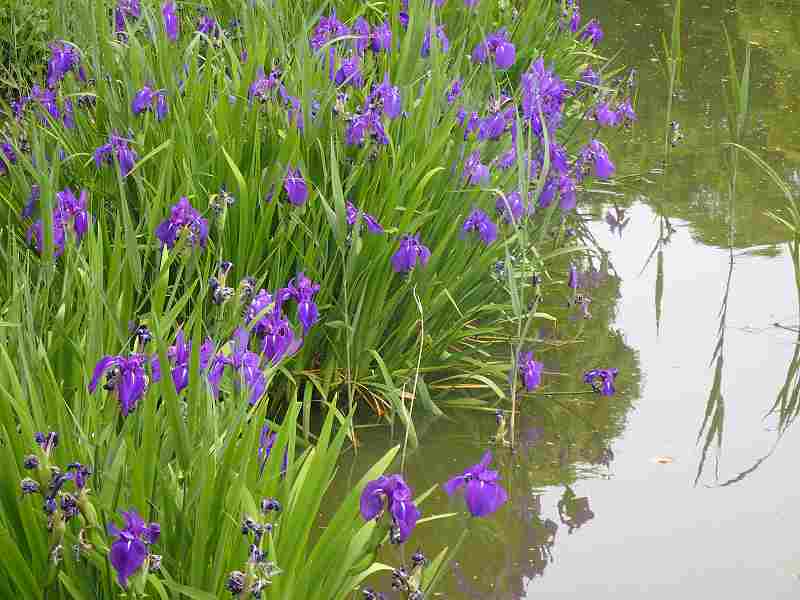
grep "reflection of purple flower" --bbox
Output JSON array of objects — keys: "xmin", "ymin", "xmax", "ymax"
[
  {"xmin": 360, "ymin": 474, "xmax": 420, "ymax": 543},
  {"xmin": 583, "ymin": 368, "xmax": 618, "ymax": 396},
  {"xmin": 518, "ymin": 351, "xmax": 544, "ymax": 391},
  {"xmin": 443, "ymin": 451, "xmax": 508, "ymax": 517},
  {"xmin": 391, "ymin": 234, "xmax": 431, "ymax": 273},
  {"xmin": 89, "ymin": 353, "xmax": 149, "ymax": 417},
  {"xmin": 108, "ymin": 510, "xmax": 160, "ymax": 588},
  {"xmin": 155, "ymin": 197, "xmax": 209, "ymax": 250},
  {"xmin": 461, "ymin": 208, "xmax": 497, "ymax": 245}
]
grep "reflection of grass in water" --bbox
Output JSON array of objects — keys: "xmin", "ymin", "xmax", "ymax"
[{"xmin": 695, "ymin": 30, "xmax": 750, "ymax": 485}]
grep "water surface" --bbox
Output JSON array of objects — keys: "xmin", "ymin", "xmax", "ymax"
[{"xmin": 339, "ymin": 2, "xmax": 800, "ymax": 597}]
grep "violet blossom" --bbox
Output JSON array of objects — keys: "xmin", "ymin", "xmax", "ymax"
[
  {"xmin": 367, "ymin": 73, "xmax": 401, "ymax": 119},
  {"xmin": 284, "ymin": 166, "xmax": 308, "ymax": 206},
  {"xmin": 94, "ymin": 132, "xmax": 138, "ymax": 177},
  {"xmin": 115, "ymin": 0, "xmax": 141, "ymax": 37},
  {"xmin": 443, "ymin": 451, "xmax": 508, "ymax": 517},
  {"xmin": 346, "ymin": 201, "xmax": 384, "ymax": 234},
  {"xmin": 162, "ymin": 1, "xmax": 179, "ymax": 42},
  {"xmin": 421, "ymin": 25, "xmax": 449, "ymax": 57},
  {"xmin": 521, "ymin": 58, "xmax": 569, "ymax": 138},
  {"xmin": 208, "ymin": 328, "xmax": 269, "ymax": 404},
  {"xmin": 46, "ymin": 41, "xmax": 84, "ymax": 88},
  {"xmin": 287, "ymin": 272, "xmax": 320, "ymax": 334},
  {"xmin": 150, "ymin": 329, "xmax": 215, "ymax": 394},
  {"xmin": 463, "ymin": 150, "xmax": 490, "ymax": 185},
  {"xmin": 495, "ymin": 191, "xmax": 525, "ymax": 224},
  {"xmin": 360, "ymin": 474, "xmax": 421, "ymax": 543},
  {"xmin": 155, "ymin": 196, "xmax": 209, "ymax": 250},
  {"xmin": 461, "ymin": 208, "xmax": 498, "ymax": 245},
  {"xmin": 132, "ymin": 85, "xmax": 168, "ymax": 120},
  {"xmin": 89, "ymin": 353, "xmax": 149, "ymax": 417},
  {"xmin": 108, "ymin": 510, "xmax": 160, "ymax": 588},
  {"xmin": 26, "ymin": 187, "xmax": 90, "ymax": 258},
  {"xmin": 391, "ymin": 234, "xmax": 431, "ymax": 273},
  {"xmin": 581, "ymin": 19, "xmax": 603, "ymax": 46},
  {"xmin": 310, "ymin": 11, "xmax": 350, "ymax": 52},
  {"xmin": 472, "ymin": 30, "xmax": 516, "ymax": 70},
  {"xmin": 334, "ymin": 55, "xmax": 364, "ymax": 88}
]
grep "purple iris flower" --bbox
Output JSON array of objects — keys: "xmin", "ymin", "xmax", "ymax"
[
  {"xmin": 21, "ymin": 185, "xmax": 40, "ymax": 218},
  {"xmin": 346, "ymin": 201, "xmax": 384, "ymax": 234},
  {"xmin": 558, "ymin": 175, "xmax": 578, "ymax": 211},
  {"xmin": 370, "ymin": 21, "xmax": 393, "ymax": 53},
  {"xmin": 578, "ymin": 140, "xmax": 615, "ymax": 179},
  {"xmin": 115, "ymin": 0, "xmax": 141, "ymax": 37},
  {"xmin": 66, "ymin": 462, "xmax": 92, "ymax": 490},
  {"xmin": 360, "ymin": 474, "xmax": 420, "ymax": 543},
  {"xmin": 584, "ymin": 368, "xmax": 619, "ymax": 396},
  {"xmin": 26, "ymin": 187, "xmax": 90, "ymax": 258},
  {"xmin": 477, "ymin": 112, "xmax": 508, "ymax": 141},
  {"xmin": 247, "ymin": 291, "xmax": 303, "ymax": 365},
  {"xmin": 259, "ymin": 426, "xmax": 289, "ymax": 474},
  {"xmin": 284, "ymin": 166, "xmax": 308, "ymax": 206},
  {"xmin": 443, "ymin": 451, "xmax": 508, "ymax": 517},
  {"xmin": 518, "ymin": 351, "xmax": 544, "ymax": 391},
  {"xmin": 521, "ymin": 58, "xmax": 568, "ymax": 138},
  {"xmin": 353, "ymin": 17, "xmax": 371, "ymax": 54},
  {"xmin": 94, "ymin": 132, "xmax": 138, "ymax": 177},
  {"xmin": 208, "ymin": 328, "xmax": 269, "ymax": 404},
  {"xmin": 391, "ymin": 234, "xmax": 431, "ymax": 273},
  {"xmin": 496, "ymin": 191, "xmax": 524, "ymax": 224},
  {"xmin": 464, "ymin": 0, "xmax": 480, "ymax": 7},
  {"xmin": 248, "ymin": 67, "xmax": 281, "ymax": 103},
  {"xmin": 334, "ymin": 55, "xmax": 364, "ymax": 88},
  {"xmin": 197, "ymin": 15, "xmax": 220, "ymax": 37},
  {"xmin": 150, "ymin": 329, "xmax": 215, "ymax": 394},
  {"xmin": 461, "ymin": 208, "xmax": 497, "ymax": 245},
  {"xmin": 310, "ymin": 11, "xmax": 350, "ymax": 52},
  {"xmin": 594, "ymin": 101, "xmax": 620, "ymax": 127},
  {"xmin": 581, "ymin": 19, "xmax": 603, "ymax": 46},
  {"xmin": 46, "ymin": 41, "xmax": 84, "ymax": 88},
  {"xmin": 472, "ymin": 30, "xmax": 516, "ymax": 70},
  {"xmin": 567, "ymin": 263, "xmax": 579, "ymax": 289},
  {"xmin": 132, "ymin": 86, "xmax": 154, "ymax": 114},
  {"xmin": 346, "ymin": 110, "xmax": 388, "ymax": 146},
  {"xmin": 162, "ymin": 1, "xmax": 179, "ymax": 42},
  {"xmin": 421, "ymin": 25, "xmax": 449, "ymax": 57},
  {"xmin": 463, "ymin": 151, "xmax": 490, "ymax": 186},
  {"xmin": 15, "ymin": 85, "xmax": 61, "ymax": 124},
  {"xmin": 155, "ymin": 197, "xmax": 209, "ymax": 250},
  {"xmin": 447, "ymin": 79, "xmax": 462, "ymax": 104},
  {"xmin": 616, "ymin": 98, "xmax": 637, "ymax": 123},
  {"xmin": 288, "ymin": 272, "xmax": 320, "ymax": 334},
  {"xmin": 399, "ymin": 0, "xmax": 409, "ymax": 30},
  {"xmin": 576, "ymin": 66, "xmax": 600, "ymax": 91},
  {"xmin": 367, "ymin": 73, "xmax": 401, "ymax": 119},
  {"xmin": 89, "ymin": 353, "xmax": 149, "ymax": 417},
  {"xmin": 131, "ymin": 85, "xmax": 168, "ymax": 120},
  {"xmin": 108, "ymin": 510, "xmax": 160, "ymax": 588},
  {"xmin": 0, "ymin": 142, "xmax": 17, "ymax": 175}
]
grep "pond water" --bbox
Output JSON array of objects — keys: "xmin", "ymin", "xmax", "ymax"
[{"xmin": 338, "ymin": 1, "xmax": 800, "ymax": 597}]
